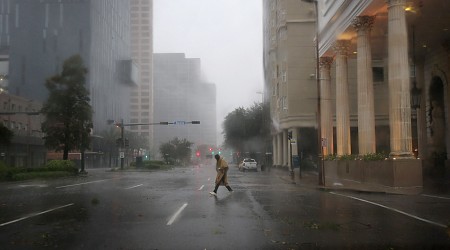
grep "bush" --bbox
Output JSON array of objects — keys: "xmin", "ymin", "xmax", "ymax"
[
  {"xmin": 0, "ymin": 160, "xmax": 78, "ymax": 181},
  {"xmin": 143, "ymin": 160, "xmax": 166, "ymax": 170},
  {"xmin": 324, "ymin": 153, "xmax": 388, "ymax": 162},
  {"xmin": 44, "ymin": 160, "xmax": 78, "ymax": 174},
  {"xmin": 11, "ymin": 171, "xmax": 73, "ymax": 181},
  {"xmin": 361, "ymin": 153, "xmax": 389, "ymax": 161}
]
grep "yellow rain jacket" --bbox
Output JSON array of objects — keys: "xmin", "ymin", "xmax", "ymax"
[{"xmin": 215, "ymin": 157, "xmax": 229, "ymax": 186}]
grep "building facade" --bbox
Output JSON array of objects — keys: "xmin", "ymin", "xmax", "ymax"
[
  {"xmin": 7, "ymin": 0, "xmax": 136, "ymax": 134},
  {"xmin": 129, "ymin": 0, "xmax": 154, "ymax": 155},
  {"xmin": 0, "ymin": 91, "xmax": 46, "ymax": 167},
  {"xmin": 153, "ymin": 53, "xmax": 216, "ymax": 157},
  {"xmin": 316, "ymin": 0, "xmax": 450, "ymax": 176},
  {"xmin": 263, "ymin": 0, "xmax": 317, "ymax": 168},
  {"xmin": 265, "ymin": 0, "xmax": 450, "ymax": 177}
]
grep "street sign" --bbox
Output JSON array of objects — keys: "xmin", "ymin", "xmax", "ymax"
[
  {"xmin": 174, "ymin": 121, "xmax": 186, "ymax": 125},
  {"xmin": 321, "ymin": 138, "xmax": 327, "ymax": 147},
  {"xmin": 120, "ymin": 152, "xmax": 125, "ymax": 159},
  {"xmin": 290, "ymin": 139, "xmax": 296, "ymax": 144}
]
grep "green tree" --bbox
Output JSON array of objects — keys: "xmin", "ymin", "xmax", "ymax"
[
  {"xmin": 0, "ymin": 123, "xmax": 13, "ymax": 146},
  {"xmin": 223, "ymin": 102, "xmax": 271, "ymax": 159},
  {"xmin": 159, "ymin": 137, "xmax": 193, "ymax": 165},
  {"xmin": 41, "ymin": 55, "xmax": 93, "ymax": 165}
]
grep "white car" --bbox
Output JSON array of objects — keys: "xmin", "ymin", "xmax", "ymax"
[{"xmin": 239, "ymin": 158, "xmax": 257, "ymax": 171}]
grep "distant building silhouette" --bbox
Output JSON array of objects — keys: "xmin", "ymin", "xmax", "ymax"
[
  {"xmin": 153, "ymin": 53, "xmax": 216, "ymax": 156},
  {"xmin": 129, "ymin": 0, "xmax": 154, "ymax": 155},
  {"xmin": 8, "ymin": 0, "xmax": 136, "ymax": 133}
]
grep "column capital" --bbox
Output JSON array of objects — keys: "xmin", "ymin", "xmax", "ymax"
[
  {"xmin": 352, "ymin": 16, "xmax": 375, "ymax": 32},
  {"xmin": 387, "ymin": 0, "xmax": 406, "ymax": 8},
  {"xmin": 333, "ymin": 40, "xmax": 351, "ymax": 56},
  {"xmin": 319, "ymin": 57, "xmax": 333, "ymax": 69}
]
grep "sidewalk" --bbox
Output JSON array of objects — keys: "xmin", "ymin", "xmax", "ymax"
[{"xmin": 269, "ymin": 167, "xmax": 450, "ymax": 195}]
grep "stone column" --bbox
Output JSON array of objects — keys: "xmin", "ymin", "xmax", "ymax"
[
  {"xmin": 319, "ymin": 57, "xmax": 334, "ymax": 155},
  {"xmin": 277, "ymin": 133, "xmax": 283, "ymax": 166},
  {"xmin": 352, "ymin": 16, "xmax": 376, "ymax": 155},
  {"xmin": 283, "ymin": 129, "xmax": 288, "ymax": 166},
  {"xmin": 333, "ymin": 40, "xmax": 352, "ymax": 155},
  {"xmin": 387, "ymin": 0, "xmax": 413, "ymax": 158}
]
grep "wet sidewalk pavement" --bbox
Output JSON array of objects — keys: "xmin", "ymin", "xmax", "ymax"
[{"xmin": 268, "ymin": 167, "xmax": 450, "ymax": 196}]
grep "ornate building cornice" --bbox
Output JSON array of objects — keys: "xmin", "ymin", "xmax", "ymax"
[
  {"xmin": 319, "ymin": 57, "xmax": 334, "ymax": 69},
  {"xmin": 351, "ymin": 16, "xmax": 375, "ymax": 32},
  {"xmin": 333, "ymin": 40, "xmax": 351, "ymax": 55}
]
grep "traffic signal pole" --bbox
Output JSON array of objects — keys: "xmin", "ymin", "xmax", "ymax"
[
  {"xmin": 108, "ymin": 120, "xmax": 201, "ymax": 170},
  {"xmin": 120, "ymin": 119, "xmax": 124, "ymax": 170}
]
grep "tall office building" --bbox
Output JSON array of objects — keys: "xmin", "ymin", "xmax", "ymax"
[
  {"xmin": 7, "ymin": 0, "xmax": 137, "ymax": 133},
  {"xmin": 153, "ymin": 53, "xmax": 216, "ymax": 156},
  {"xmin": 263, "ymin": 0, "xmax": 317, "ymax": 168},
  {"xmin": 129, "ymin": 0, "xmax": 154, "ymax": 153}
]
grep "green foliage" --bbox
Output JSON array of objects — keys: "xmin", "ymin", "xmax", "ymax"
[
  {"xmin": 11, "ymin": 171, "xmax": 73, "ymax": 181},
  {"xmin": 142, "ymin": 160, "xmax": 169, "ymax": 170},
  {"xmin": 337, "ymin": 154, "xmax": 358, "ymax": 161},
  {"xmin": 361, "ymin": 153, "xmax": 389, "ymax": 161},
  {"xmin": 324, "ymin": 153, "xmax": 388, "ymax": 161},
  {"xmin": 0, "ymin": 123, "xmax": 13, "ymax": 146},
  {"xmin": 44, "ymin": 160, "xmax": 78, "ymax": 173},
  {"xmin": 159, "ymin": 137, "xmax": 193, "ymax": 165},
  {"xmin": 0, "ymin": 160, "xmax": 78, "ymax": 181},
  {"xmin": 41, "ymin": 54, "xmax": 93, "ymax": 160},
  {"xmin": 324, "ymin": 154, "xmax": 337, "ymax": 161},
  {"xmin": 223, "ymin": 102, "xmax": 271, "ymax": 155}
]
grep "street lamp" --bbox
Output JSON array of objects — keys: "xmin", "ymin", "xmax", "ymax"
[
  {"xmin": 410, "ymin": 26, "xmax": 422, "ymax": 110},
  {"xmin": 301, "ymin": 0, "xmax": 324, "ymax": 185}
]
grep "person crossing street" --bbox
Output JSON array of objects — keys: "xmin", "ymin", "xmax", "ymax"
[{"xmin": 209, "ymin": 154, "xmax": 233, "ymax": 196}]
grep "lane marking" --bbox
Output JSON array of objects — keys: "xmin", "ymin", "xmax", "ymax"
[
  {"xmin": 56, "ymin": 179, "xmax": 108, "ymax": 189},
  {"xmin": 125, "ymin": 184, "xmax": 143, "ymax": 189},
  {"xmin": 330, "ymin": 192, "xmax": 447, "ymax": 228},
  {"xmin": 207, "ymin": 178, "xmax": 211, "ymax": 181},
  {"xmin": 198, "ymin": 185, "xmax": 204, "ymax": 191},
  {"xmin": 167, "ymin": 203, "xmax": 188, "ymax": 226},
  {"xmin": 422, "ymin": 194, "xmax": 450, "ymax": 200},
  {"xmin": 0, "ymin": 203, "xmax": 74, "ymax": 227}
]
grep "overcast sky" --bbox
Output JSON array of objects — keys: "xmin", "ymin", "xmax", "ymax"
[{"xmin": 153, "ymin": 0, "xmax": 264, "ymax": 145}]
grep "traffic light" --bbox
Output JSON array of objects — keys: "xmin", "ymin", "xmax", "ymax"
[
  {"xmin": 196, "ymin": 151, "xmax": 200, "ymax": 157},
  {"xmin": 288, "ymin": 131, "xmax": 292, "ymax": 140}
]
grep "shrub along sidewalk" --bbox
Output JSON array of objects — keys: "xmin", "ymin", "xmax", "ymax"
[{"xmin": 0, "ymin": 160, "xmax": 79, "ymax": 181}]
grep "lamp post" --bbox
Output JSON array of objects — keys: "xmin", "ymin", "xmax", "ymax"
[
  {"xmin": 301, "ymin": 0, "xmax": 324, "ymax": 185},
  {"xmin": 410, "ymin": 26, "xmax": 422, "ymax": 157}
]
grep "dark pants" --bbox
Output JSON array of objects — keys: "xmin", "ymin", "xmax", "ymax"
[{"xmin": 213, "ymin": 175, "xmax": 233, "ymax": 193}]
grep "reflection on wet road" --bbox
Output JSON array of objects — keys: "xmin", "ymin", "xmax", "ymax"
[{"xmin": 0, "ymin": 165, "xmax": 449, "ymax": 249}]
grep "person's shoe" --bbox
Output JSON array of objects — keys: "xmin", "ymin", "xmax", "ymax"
[{"xmin": 209, "ymin": 191, "xmax": 217, "ymax": 196}]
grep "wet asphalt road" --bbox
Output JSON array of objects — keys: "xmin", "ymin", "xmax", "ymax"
[{"xmin": 0, "ymin": 164, "xmax": 450, "ymax": 250}]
